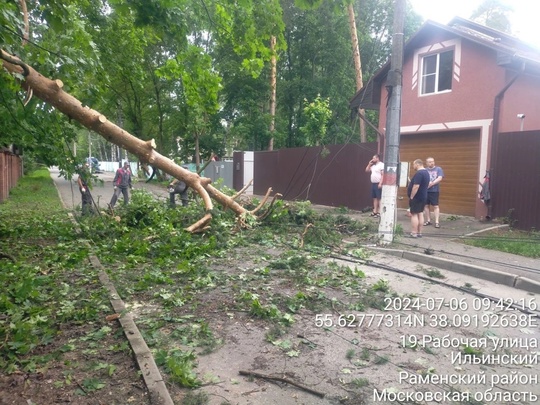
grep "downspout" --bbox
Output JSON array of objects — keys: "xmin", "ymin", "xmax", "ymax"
[{"xmin": 489, "ymin": 60, "xmax": 525, "ymax": 217}]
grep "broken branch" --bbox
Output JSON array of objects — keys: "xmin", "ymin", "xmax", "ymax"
[
  {"xmin": 249, "ymin": 187, "xmax": 273, "ymax": 215},
  {"xmin": 257, "ymin": 193, "xmax": 282, "ymax": 221},
  {"xmin": 231, "ymin": 179, "xmax": 253, "ymax": 201},
  {"xmin": 0, "ymin": 49, "xmax": 254, "ymax": 232},
  {"xmin": 299, "ymin": 223, "xmax": 313, "ymax": 249},
  {"xmin": 238, "ymin": 370, "xmax": 325, "ymax": 398}
]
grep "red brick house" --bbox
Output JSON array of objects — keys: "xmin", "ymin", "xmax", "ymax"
[{"xmin": 351, "ymin": 17, "xmax": 540, "ymax": 220}]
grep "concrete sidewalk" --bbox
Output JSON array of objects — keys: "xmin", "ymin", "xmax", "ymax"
[{"xmin": 310, "ymin": 203, "xmax": 540, "ymax": 293}]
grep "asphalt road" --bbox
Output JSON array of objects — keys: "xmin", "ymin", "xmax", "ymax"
[{"xmin": 49, "ymin": 166, "xmax": 169, "ymax": 212}]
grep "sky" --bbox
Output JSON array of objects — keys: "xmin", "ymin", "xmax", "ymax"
[{"xmin": 408, "ymin": 0, "xmax": 540, "ymax": 49}]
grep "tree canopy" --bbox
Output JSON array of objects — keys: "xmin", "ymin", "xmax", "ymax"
[{"xmin": 1, "ymin": 0, "xmax": 425, "ymax": 173}]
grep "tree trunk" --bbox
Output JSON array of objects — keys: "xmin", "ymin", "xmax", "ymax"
[
  {"xmin": 0, "ymin": 50, "xmax": 251, "ymax": 232},
  {"xmin": 268, "ymin": 35, "xmax": 277, "ymax": 151},
  {"xmin": 195, "ymin": 132, "xmax": 201, "ymax": 170},
  {"xmin": 152, "ymin": 74, "xmax": 165, "ymax": 154},
  {"xmin": 347, "ymin": 3, "xmax": 367, "ymax": 142}
]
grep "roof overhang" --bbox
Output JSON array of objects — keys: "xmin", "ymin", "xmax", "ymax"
[{"xmin": 349, "ymin": 17, "xmax": 540, "ymax": 111}]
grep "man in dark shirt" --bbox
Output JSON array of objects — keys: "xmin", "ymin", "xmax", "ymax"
[
  {"xmin": 168, "ymin": 180, "xmax": 189, "ymax": 207},
  {"xmin": 407, "ymin": 159, "xmax": 430, "ymax": 238},
  {"xmin": 77, "ymin": 162, "xmax": 94, "ymax": 215}
]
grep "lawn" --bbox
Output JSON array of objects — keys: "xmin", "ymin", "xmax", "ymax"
[
  {"xmin": 0, "ymin": 168, "xmax": 150, "ymax": 404},
  {"xmin": 464, "ymin": 228, "xmax": 540, "ymax": 258}
]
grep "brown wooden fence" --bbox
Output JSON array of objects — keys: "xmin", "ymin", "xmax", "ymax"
[
  {"xmin": 0, "ymin": 150, "xmax": 23, "ymax": 203},
  {"xmin": 490, "ymin": 130, "xmax": 540, "ymax": 231},
  {"xmin": 252, "ymin": 143, "xmax": 378, "ymax": 211}
]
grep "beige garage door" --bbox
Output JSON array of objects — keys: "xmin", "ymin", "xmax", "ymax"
[{"xmin": 397, "ymin": 129, "xmax": 480, "ymax": 216}]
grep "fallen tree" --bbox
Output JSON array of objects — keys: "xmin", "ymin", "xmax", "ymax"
[{"xmin": 0, "ymin": 49, "xmax": 278, "ymax": 232}]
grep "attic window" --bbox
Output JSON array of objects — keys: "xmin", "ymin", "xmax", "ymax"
[{"xmin": 421, "ymin": 50, "xmax": 454, "ymax": 95}]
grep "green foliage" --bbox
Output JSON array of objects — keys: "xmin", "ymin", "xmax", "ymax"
[
  {"xmin": 170, "ymin": 321, "xmax": 222, "ymax": 354},
  {"xmin": 78, "ymin": 377, "xmax": 106, "ymax": 394},
  {"xmin": 181, "ymin": 391, "xmax": 210, "ymax": 405},
  {"xmin": 1, "ymin": 0, "xmax": 423, "ymax": 160},
  {"xmin": 371, "ymin": 278, "xmax": 390, "ymax": 292},
  {"xmin": 0, "ymin": 170, "xmax": 109, "ymax": 374},
  {"xmin": 470, "ymin": 0, "xmax": 513, "ymax": 33},
  {"xmin": 423, "ymin": 268, "xmax": 446, "ymax": 279},
  {"xmin": 0, "ymin": 168, "xmax": 388, "ymax": 394},
  {"xmin": 154, "ymin": 349, "xmax": 201, "ymax": 388},
  {"xmin": 300, "ymin": 95, "xmax": 332, "ymax": 146}
]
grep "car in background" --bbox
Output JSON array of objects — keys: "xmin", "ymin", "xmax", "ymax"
[{"xmin": 86, "ymin": 157, "xmax": 102, "ymax": 173}]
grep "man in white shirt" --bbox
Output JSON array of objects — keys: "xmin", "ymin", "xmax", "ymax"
[{"xmin": 365, "ymin": 154, "xmax": 384, "ymax": 217}]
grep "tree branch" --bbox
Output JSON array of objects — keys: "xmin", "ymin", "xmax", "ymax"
[{"xmin": 238, "ymin": 370, "xmax": 325, "ymax": 398}]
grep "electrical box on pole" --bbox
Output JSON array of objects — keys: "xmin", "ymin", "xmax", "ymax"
[{"xmin": 378, "ymin": 0, "xmax": 406, "ymax": 244}]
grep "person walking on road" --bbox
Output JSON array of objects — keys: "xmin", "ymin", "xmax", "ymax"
[
  {"xmin": 423, "ymin": 157, "xmax": 444, "ymax": 228},
  {"xmin": 407, "ymin": 159, "xmax": 430, "ymax": 238},
  {"xmin": 365, "ymin": 154, "xmax": 384, "ymax": 217},
  {"xmin": 109, "ymin": 162, "xmax": 132, "ymax": 208},
  {"xmin": 77, "ymin": 162, "xmax": 94, "ymax": 216}
]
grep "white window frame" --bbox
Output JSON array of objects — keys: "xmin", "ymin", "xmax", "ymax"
[
  {"xmin": 421, "ymin": 50, "xmax": 454, "ymax": 95},
  {"xmin": 412, "ymin": 39, "xmax": 461, "ymax": 97}
]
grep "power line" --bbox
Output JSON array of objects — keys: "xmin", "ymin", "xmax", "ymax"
[
  {"xmin": 331, "ymin": 253, "xmax": 540, "ymax": 318},
  {"xmin": 393, "ymin": 238, "xmax": 540, "ymax": 275}
]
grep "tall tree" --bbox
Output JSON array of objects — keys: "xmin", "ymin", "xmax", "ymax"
[
  {"xmin": 268, "ymin": 35, "xmax": 277, "ymax": 151},
  {"xmin": 279, "ymin": 0, "xmax": 356, "ymax": 147},
  {"xmin": 470, "ymin": 0, "xmax": 512, "ymax": 33},
  {"xmin": 347, "ymin": 1, "xmax": 367, "ymax": 142},
  {"xmin": 1, "ymin": 0, "xmax": 288, "ymax": 229}
]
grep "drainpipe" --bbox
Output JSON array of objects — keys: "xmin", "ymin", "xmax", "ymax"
[{"xmin": 489, "ymin": 60, "xmax": 525, "ymax": 217}]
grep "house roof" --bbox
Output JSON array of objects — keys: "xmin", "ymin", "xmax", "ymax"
[{"xmin": 350, "ymin": 17, "xmax": 540, "ymax": 111}]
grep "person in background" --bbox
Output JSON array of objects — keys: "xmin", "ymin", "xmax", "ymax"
[
  {"xmin": 168, "ymin": 179, "xmax": 189, "ymax": 207},
  {"xmin": 109, "ymin": 161, "xmax": 132, "ymax": 208},
  {"xmin": 407, "ymin": 159, "xmax": 430, "ymax": 238},
  {"xmin": 423, "ymin": 157, "xmax": 444, "ymax": 228},
  {"xmin": 77, "ymin": 162, "xmax": 94, "ymax": 215},
  {"xmin": 365, "ymin": 154, "xmax": 384, "ymax": 217}
]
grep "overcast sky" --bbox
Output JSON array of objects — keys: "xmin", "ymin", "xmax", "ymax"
[{"xmin": 408, "ymin": 0, "xmax": 540, "ymax": 48}]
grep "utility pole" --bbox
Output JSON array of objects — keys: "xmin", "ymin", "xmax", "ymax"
[{"xmin": 378, "ymin": 0, "xmax": 406, "ymax": 244}]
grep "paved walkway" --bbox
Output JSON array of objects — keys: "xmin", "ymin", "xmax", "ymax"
[{"xmin": 308, "ymin": 203, "xmax": 540, "ymax": 292}]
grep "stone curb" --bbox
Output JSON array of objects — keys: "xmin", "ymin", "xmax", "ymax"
[
  {"xmin": 53, "ymin": 180, "xmax": 174, "ymax": 405},
  {"xmin": 369, "ymin": 247, "xmax": 540, "ymax": 294}
]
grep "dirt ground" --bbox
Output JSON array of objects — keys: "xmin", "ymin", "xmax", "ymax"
[
  {"xmin": 0, "ymin": 313, "xmax": 150, "ymax": 405},
  {"xmin": 159, "ymin": 248, "xmax": 539, "ymax": 405}
]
